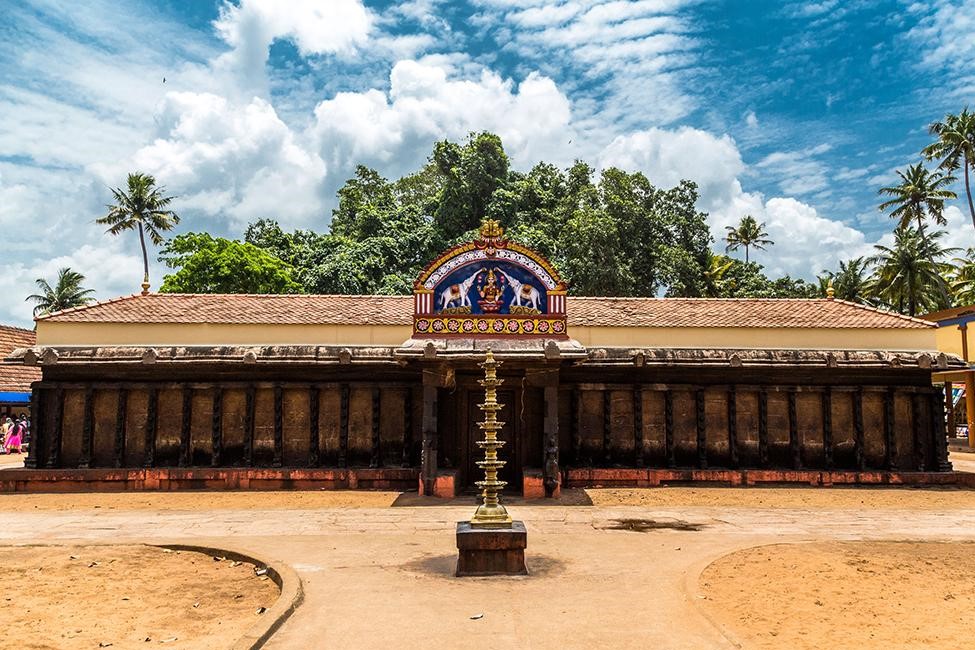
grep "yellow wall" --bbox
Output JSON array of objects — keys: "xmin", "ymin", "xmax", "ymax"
[
  {"xmin": 934, "ymin": 325, "xmax": 973, "ymax": 362},
  {"xmin": 37, "ymin": 320, "xmax": 938, "ymax": 351}
]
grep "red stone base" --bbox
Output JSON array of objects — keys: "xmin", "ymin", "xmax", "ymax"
[
  {"xmin": 0, "ymin": 467, "xmax": 419, "ymax": 493},
  {"xmin": 418, "ymin": 469, "xmax": 458, "ymax": 498},
  {"xmin": 522, "ymin": 468, "xmax": 560, "ymax": 499},
  {"xmin": 456, "ymin": 521, "xmax": 528, "ymax": 576},
  {"xmin": 564, "ymin": 467, "xmax": 975, "ymax": 488}
]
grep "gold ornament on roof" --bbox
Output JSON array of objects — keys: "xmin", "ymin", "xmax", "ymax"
[
  {"xmin": 826, "ymin": 278, "xmax": 835, "ymax": 300},
  {"xmin": 479, "ymin": 219, "xmax": 504, "ymax": 240}
]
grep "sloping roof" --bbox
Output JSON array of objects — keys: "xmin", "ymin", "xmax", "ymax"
[
  {"xmin": 919, "ymin": 305, "xmax": 975, "ymax": 323},
  {"xmin": 0, "ymin": 324, "xmax": 39, "ymax": 392},
  {"xmin": 36, "ymin": 294, "xmax": 934, "ymax": 330}
]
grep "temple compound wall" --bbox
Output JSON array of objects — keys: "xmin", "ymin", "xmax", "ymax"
[{"xmin": 5, "ymin": 221, "xmax": 963, "ymax": 493}]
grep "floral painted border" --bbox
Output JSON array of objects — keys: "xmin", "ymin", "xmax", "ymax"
[{"xmin": 414, "ymin": 316, "xmax": 568, "ymax": 337}]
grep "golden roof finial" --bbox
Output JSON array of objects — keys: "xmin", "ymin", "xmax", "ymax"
[
  {"xmin": 826, "ymin": 278, "xmax": 835, "ymax": 300},
  {"xmin": 479, "ymin": 218, "xmax": 504, "ymax": 240}
]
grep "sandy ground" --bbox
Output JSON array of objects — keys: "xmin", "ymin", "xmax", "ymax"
[
  {"xmin": 0, "ymin": 454, "xmax": 24, "ymax": 468},
  {"xmin": 950, "ymin": 450, "xmax": 975, "ymax": 473},
  {"xmin": 1, "ymin": 485, "xmax": 974, "ymax": 512},
  {"xmin": 700, "ymin": 541, "xmax": 975, "ymax": 649},
  {"xmin": 0, "ymin": 544, "xmax": 277, "ymax": 650}
]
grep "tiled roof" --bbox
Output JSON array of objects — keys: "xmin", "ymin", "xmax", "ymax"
[
  {"xmin": 37, "ymin": 294, "xmax": 934, "ymax": 330},
  {"xmin": 0, "ymin": 324, "xmax": 39, "ymax": 392}
]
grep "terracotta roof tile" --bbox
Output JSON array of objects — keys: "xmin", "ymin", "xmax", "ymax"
[
  {"xmin": 0, "ymin": 324, "xmax": 39, "ymax": 392},
  {"xmin": 37, "ymin": 294, "xmax": 934, "ymax": 330}
]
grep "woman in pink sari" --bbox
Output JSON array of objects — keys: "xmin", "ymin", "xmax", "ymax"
[{"xmin": 5, "ymin": 420, "xmax": 23, "ymax": 454}]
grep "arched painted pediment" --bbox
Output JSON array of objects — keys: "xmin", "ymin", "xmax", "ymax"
[{"xmin": 412, "ymin": 220, "xmax": 568, "ymax": 338}]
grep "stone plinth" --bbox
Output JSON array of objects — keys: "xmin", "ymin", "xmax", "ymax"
[{"xmin": 455, "ymin": 521, "xmax": 528, "ymax": 576}]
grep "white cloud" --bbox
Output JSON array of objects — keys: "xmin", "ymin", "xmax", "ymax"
[{"xmin": 906, "ymin": 0, "xmax": 975, "ymax": 97}]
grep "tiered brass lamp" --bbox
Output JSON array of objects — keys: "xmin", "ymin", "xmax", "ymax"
[{"xmin": 470, "ymin": 349, "xmax": 513, "ymax": 528}]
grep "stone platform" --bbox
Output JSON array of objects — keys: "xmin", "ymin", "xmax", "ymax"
[{"xmin": 456, "ymin": 521, "xmax": 528, "ymax": 576}]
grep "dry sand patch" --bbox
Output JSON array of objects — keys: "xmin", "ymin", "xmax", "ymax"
[
  {"xmin": 0, "ymin": 544, "xmax": 278, "ymax": 650},
  {"xmin": 699, "ymin": 541, "xmax": 975, "ymax": 649}
]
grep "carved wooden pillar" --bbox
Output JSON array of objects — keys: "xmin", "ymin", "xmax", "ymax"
[
  {"xmin": 179, "ymin": 386, "xmax": 192, "ymax": 467},
  {"xmin": 47, "ymin": 386, "xmax": 65, "ymax": 469},
  {"xmin": 932, "ymin": 386, "xmax": 952, "ymax": 471},
  {"xmin": 211, "ymin": 387, "xmax": 223, "ymax": 467},
  {"xmin": 79, "ymin": 387, "xmax": 94, "ymax": 469},
  {"xmin": 571, "ymin": 388, "xmax": 582, "ymax": 466},
  {"xmin": 114, "ymin": 388, "xmax": 127, "ymax": 468},
  {"xmin": 420, "ymin": 373, "xmax": 438, "ymax": 494},
  {"xmin": 788, "ymin": 388, "xmax": 800, "ymax": 470},
  {"xmin": 695, "ymin": 388, "xmax": 707, "ymax": 469},
  {"xmin": 272, "ymin": 384, "xmax": 284, "ymax": 468},
  {"xmin": 633, "ymin": 385, "xmax": 644, "ymax": 468},
  {"xmin": 144, "ymin": 387, "xmax": 157, "ymax": 468},
  {"xmin": 664, "ymin": 389, "xmax": 675, "ymax": 468},
  {"xmin": 543, "ymin": 379, "xmax": 560, "ymax": 497},
  {"xmin": 243, "ymin": 385, "xmax": 256, "ymax": 467},
  {"xmin": 602, "ymin": 389, "xmax": 612, "ymax": 466},
  {"xmin": 339, "ymin": 383, "xmax": 350, "ymax": 468},
  {"xmin": 309, "ymin": 385, "xmax": 321, "ymax": 468},
  {"xmin": 401, "ymin": 386, "xmax": 413, "ymax": 468},
  {"xmin": 853, "ymin": 388, "xmax": 865, "ymax": 470},
  {"xmin": 726, "ymin": 386, "xmax": 738, "ymax": 469},
  {"xmin": 883, "ymin": 388, "xmax": 896, "ymax": 469},
  {"xmin": 911, "ymin": 392, "xmax": 926, "ymax": 472},
  {"xmin": 757, "ymin": 388, "xmax": 769, "ymax": 468},
  {"xmin": 822, "ymin": 387, "xmax": 833, "ymax": 470},
  {"xmin": 370, "ymin": 387, "xmax": 382, "ymax": 468},
  {"xmin": 24, "ymin": 385, "xmax": 42, "ymax": 469}
]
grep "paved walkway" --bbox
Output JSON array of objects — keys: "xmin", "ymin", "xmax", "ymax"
[{"xmin": 1, "ymin": 498, "xmax": 975, "ymax": 649}]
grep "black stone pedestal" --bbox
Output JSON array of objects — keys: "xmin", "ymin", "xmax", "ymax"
[{"xmin": 455, "ymin": 521, "xmax": 528, "ymax": 576}]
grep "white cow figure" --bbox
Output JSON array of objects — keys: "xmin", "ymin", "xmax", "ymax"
[
  {"xmin": 498, "ymin": 269, "xmax": 541, "ymax": 311},
  {"xmin": 438, "ymin": 269, "xmax": 482, "ymax": 310}
]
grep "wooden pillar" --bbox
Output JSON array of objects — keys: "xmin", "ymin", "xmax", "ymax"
[
  {"xmin": 757, "ymin": 388, "xmax": 769, "ymax": 468},
  {"xmin": 24, "ymin": 385, "xmax": 41, "ymax": 469},
  {"xmin": 822, "ymin": 387, "xmax": 833, "ymax": 470},
  {"xmin": 144, "ymin": 387, "xmax": 157, "ymax": 468},
  {"xmin": 79, "ymin": 387, "xmax": 94, "ymax": 469},
  {"xmin": 633, "ymin": 385, "xmax": 644, "ymax": 468},
  {"xmin": 853, "ymin": 388, "xmax": 865, "ymax": 470},
  {"xmin": 114, "ymin": 388, "xmax": 127, "ymax": 468},
  {"xmin": 884, "ymin": 388, "xmax": 896, "ymax": 469},
  {"xmin": 664, "ymin": 389, "xmax": 675, "ymax": 468},
  {"xmin": 401, "ymin": 387, "xmax": 413, "ymax": 468},
  {"xmin": 602, "ymin": 389, "xmax": 612, "ymax": 466},
  {"xmin": 309, "ymin": 385, "xmax": 321, "ymax": 468},
  {"xmin": 695, "ymin": 388, "xmax": 707, "ymax": 469},
  {"xmin": 727, "ymin": 386, "xmax": 738, "ymax": 469},
  {"xmin": 211, "ymin": 387, "xmax": 223, "ymax": 467},
  {"xmin": 788, "ymin": 388, "xmax": 800, "ymax": 470},
  {"xmin": 47, "ymin": 386, "xmax": 65, "ymax": 469},
  {"xmin": 370, "ymin": 387, "xmax": 382, "ymax": 468},
  {"xmin": 420, "ymin": 373, "xmax": 438, "ymax": 494},
  {"xmin": 911, "ymin": 392, "xmax": 925, "ymax": 472},
  {"xmin": 543, "ymin": 378, "xmax": 560, "ymax": 497},
  {"xmin": 932, "ymin": 386, "xmax": 952, "ymax": 471},
  {"xmin": 966, "ymin": 370, "xmax": 975, "ymax": 450},
  {"xmin": 272, "ymin": 384, "xmax": 283, "ymax": 468},
  {"xmin": 179, "ymin": 386, "xmax": 192, "ymax": 467},
  {"xmin": 243, "ymin": 385, "xmax": 255, "ymax": 467},
  {"xmin": 339, "ymin": 383, "xmax": 350, "ymax": 468},
  {"xmin": 571, "ymin": 388, "xmax": 582, "ymax": 466}
]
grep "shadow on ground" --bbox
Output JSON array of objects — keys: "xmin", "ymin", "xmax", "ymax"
[
  {"xmin": 599, "ymin": 518, "xmax": 707, "ymax": 532},
  {"xmin": 391, "ymin": 488, "xmax": 594, "ymax": 507},
  {"xmin": 401, "ymin": 552, "xmax": 566, "ymax": 579}
]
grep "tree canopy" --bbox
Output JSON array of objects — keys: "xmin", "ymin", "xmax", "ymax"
[{"xmin": 26, "ymin": 267, "xmax": 95, "ymax": 317}]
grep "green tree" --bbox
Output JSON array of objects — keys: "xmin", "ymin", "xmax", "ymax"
[
  {"xmin": 867, "ymin": 226, "xmax": 956, "ymax": 316},
  {"xmin": 948, "ymin": 248, "xmax": 975, "ymax": 306},
  {"xmin": 724, "ymin": 215, "xmax": 773, "ymax": 263},
  {"xmin": 701, "ymin": 252, "xmax": 734, "ymax": 297},
  {"xmin": 923, "ymin": 108, "xmax": 975, "ymax": 228},
  {"xmin": 432, "ymin": 132, "xmax": 510, "ymax": 239},
  {"xmin": 26, "ymin": 267, "xmax": 95, "ymax": 317},
  {"xmin": 158, "ymin": 233, "xmax": 301, "ymax": 294},
  {"xmin": 878, "ymin": 163, "xmax": 957, "ymax": 230},
  {"xmin": 96, "ymin": 172, "xmax": 180, "ymax": 292},
  {"xmin": 817, "ymin": 257, "xmax": 871, "ymax": 303}
]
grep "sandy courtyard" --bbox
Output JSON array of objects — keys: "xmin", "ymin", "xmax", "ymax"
[{"xmin": 0, "ymin": 544, "xmax": 277, "ymax": 650}]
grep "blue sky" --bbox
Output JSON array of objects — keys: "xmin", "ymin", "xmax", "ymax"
[{"xmin": 1, "ymin": 0, "xmax": 973, "ymax": 325}]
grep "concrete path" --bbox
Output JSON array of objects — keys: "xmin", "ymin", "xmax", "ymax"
[
  {"xmin": 951, "ymin": 451, "xmax": 975, "ymax": 473},
  {"xmin": 2, "ymin": 500, "xmax": 975, "ymax": 649}
]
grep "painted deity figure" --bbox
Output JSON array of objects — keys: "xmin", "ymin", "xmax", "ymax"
[{"xmin": 439, "ymin": 268, "xmax": 482, "ymax": 310}]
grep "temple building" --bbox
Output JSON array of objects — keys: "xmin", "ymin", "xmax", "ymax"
[{"xmin": 5, "ymin": 222, "xmax": 962, "ymax": 494}]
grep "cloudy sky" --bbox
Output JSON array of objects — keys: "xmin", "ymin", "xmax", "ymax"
[{"xmin": 1, "ymin": 0, "xmax": 974, "ymax": 326}]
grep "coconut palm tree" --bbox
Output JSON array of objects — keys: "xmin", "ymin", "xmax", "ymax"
[
  {"xmin": 867, "ymin": 226, "xmax": 956, "ymax": 316},
  {"xmin": 724, "ymin": 215, "xmax": 773, "ymax": 263},
  {"xmin": 878, "ymin": 163, "xmax": 956, "ymax": 230},
  {"xmin": 818, "ymin": 257, "xmax": 872, "ymax": 304},
  {"xmin": 96, "ymin": 172, "xmax": 179, "ymax": 294},
  {"xmin": 948, "ymin": 247, "xmax": 975, "ymax": 306},
  {"xmin": 701, "ymin": 252, "xmax": 734, "ymax": 297},
  {"xmin": 923, "ymin": 108, "xmax": 975, "ymax": 229},
  {"xmin": 26, "ymin": 267, "xmax": 95, "ymax": 317}
]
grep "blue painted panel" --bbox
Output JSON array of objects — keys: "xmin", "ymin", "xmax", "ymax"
[{"xmin": 432, "ymin": 260, "xmax": 548, "ymax": 314}]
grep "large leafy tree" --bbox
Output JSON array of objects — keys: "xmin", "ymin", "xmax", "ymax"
[
  {"xmin": 867, "ymin": 226, "xmax": 956, "ymax": 316},
  {"xmin": 923, "ymin": 108, "xmax": 975, "ymax": 228},
  {"xmin": 878, "ymin": 163, "xmax": 956, "ymax": 230},
  {"xmin": 97, "ymin": 172, "xmax": 180, "ymax": 293},
  {"xmin": 26, "ymin": 267, "xmax": 95, "ymax": 317},
  {"xmin": 158, "ymin": 233, "xmax": 301, "ymax": 294},
  {"xmin": 724, "ymin": 215, "xmax": 773, "ymax": 263}
]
